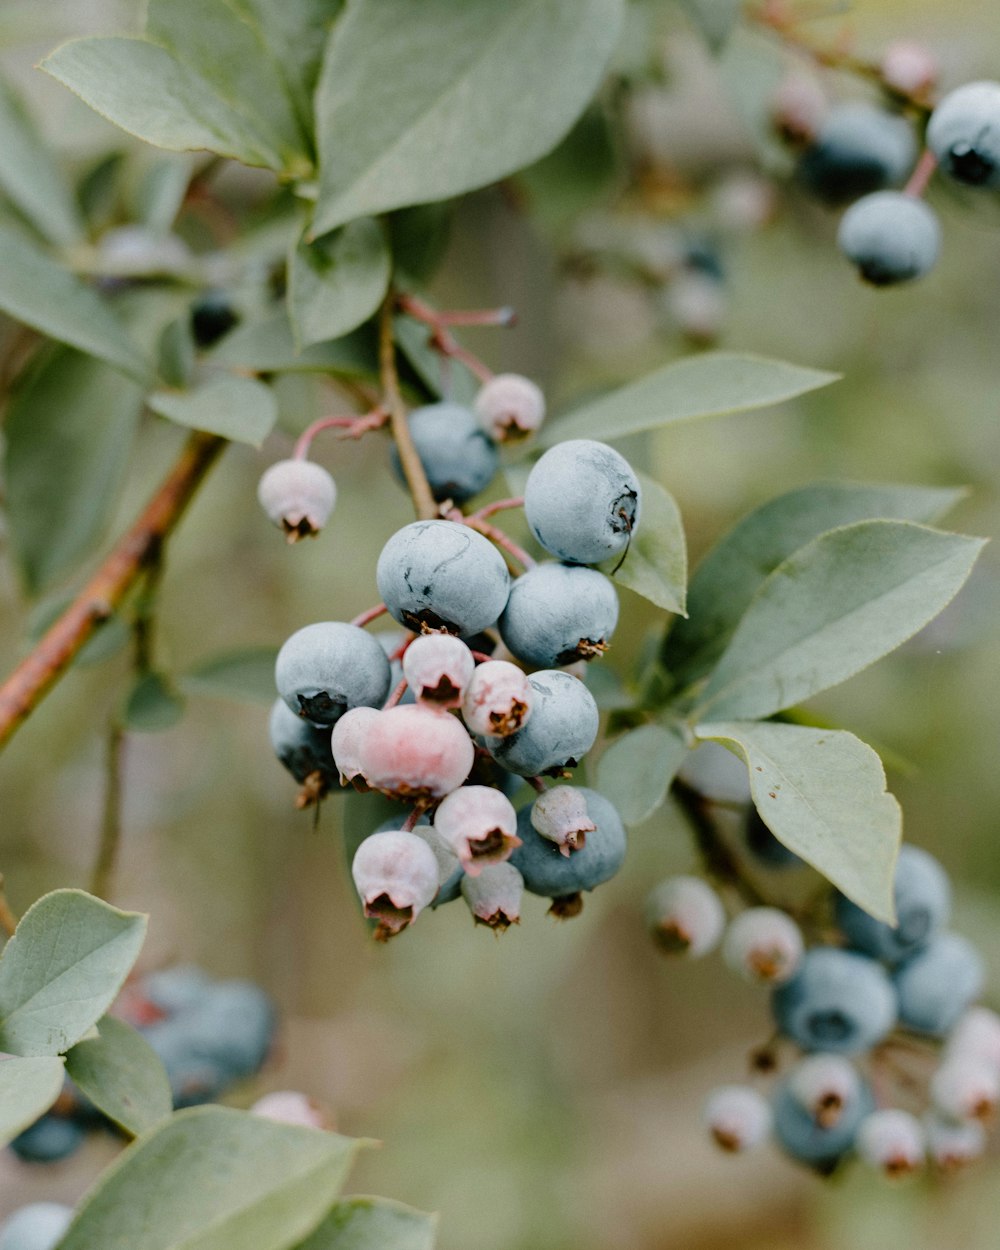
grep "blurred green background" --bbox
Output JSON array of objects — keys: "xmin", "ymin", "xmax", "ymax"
[{"xmin": 2, "ymin": 1, "xmax": 1000, "ymax": 1247}]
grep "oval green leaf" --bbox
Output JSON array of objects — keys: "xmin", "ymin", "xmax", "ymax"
[
  {"xmin": 149, "ymin": 375, "xmax": 278, "ymax": 446},
  {"xmin": 0, "ymin": 1055, "xmax": 66, "ymax": 1148},
  {"xmin": 596, "ymin": 724, "xmax": 687, "ymax": 827},
  {"xmin": 289, "ymin": 218, "xmax": 391, "ymax": 350},
  {"xmin": 604, "ymin": 472, "xmax": 686, "ymax": 615},
  {"xmin": 65, "ymin": 1015, "xmax": 172, "ymax": 1137},
  {"xmin": 210, "ymin": 313, "xmax": 378, "ymax": 377},
  {"xmin": 293, "ymin": 1197, "xmax": 437, "ymax": 1250}
]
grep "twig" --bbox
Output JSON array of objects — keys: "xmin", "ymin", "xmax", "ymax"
[
  {"xmin": 379, "ymin": 295, "xmax": 436, "ymax": 521},
  {"xmin": 90, "ymin": 720, "xmax": 125, "ymax": 901},
  {"xmin": 0, "ymin": 432, "xmax": 225, "ymax": 750}
]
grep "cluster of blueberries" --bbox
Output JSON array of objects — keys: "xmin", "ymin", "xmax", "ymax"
[
  {"xmin": 775, "ymin": 56, "xmax": 1000, "ymax": 287},
  {"xmin": 8, "ymin": 967, "xmax": 275, "ymax": 1165},
  {"xmin": 653, "ymin": 747, "xmax": 996, "ymax": 1176},
  {"xmin": 265, "ymin": 373, "xmax": 640, "ymax": 937}
]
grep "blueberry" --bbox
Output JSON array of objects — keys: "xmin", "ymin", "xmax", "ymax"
[
  {"xmin": 485, "ymin": 669, "xmax": 598, "ymax": 777},
  {"xmin": 390, "ymin": 403, "xmax": 498, "ymax": 503},
  {"xmin": 855, "ymin": 1109, "xmax": 925, "ymax": 1176},
  {"xmin": 8, "ymin": 1115, "xmax": 86, "ymax": 1164},
  {"xmin": 182, "ymin": 980, "xmax": 277, "ymax": 1081},
  {"xmin": 646, "ymin": 876, "xmax": 726, "ymax": 957},
  {"xmin": 275, "ymin": 622, "xmax": 392, "ymax": 726},
  {"xmin": 0, "ymin": 1203, "xmax": 74, "ymax": 1250},
  {"xmin": 474, "ymin": 374, "xmax": 545, "ymax": 442},
  {"xmin": 927, "ymin": 81, "xmax": 1000, "ymax": 187},
  {"xmin": 772, "ymin": 1069, "xmax": 875, "ymax": 1170},
  {"xmin": 510, "ymin": 787, "xmax": 626, "ymax": 903},
  {"xmin": 141, "ymin": 1016, "xmax": 230, "ymax": 1107},
  {"xmin": 140, "ymin": 965, "xmax": 214, "ymax": 1016},
  {"xmin": 461, "ymin": 862, "xmax": 524, "ymax": 931},
  {"xmin": 524, "ymin": 440, "xmax": 641, "ymax": 566},
  {"xmin": 723, "ymin": 907, "xmax": 804, "ymax": 984},
  {"xmin": 257, "ymin": 459, "xmax": 337, "ymax": 542},
  {"xmin": 268, "ymin": 698, "xmax": 338, "ymax": 790},
  {"xmin": 835, "ymin": 844, "xmax": 950, "ymax": 964},
  {"xmin": 191, "ymin": 291, "xmax": 240, "ymax": 347},
  {"xmin": 498, "ymin": 562, "xmax": 619, "ymax": 668},
  {"xmin": 376, "ymin": 520, "xmax": 511, "ymax": 636},
  {"xmin": 797, "ymin": 103, "xmax": 917, "ymax": 203},
  {"xmin": 771, "ymin": 947, "xmax": 897, "ymax": 1055},
  {"xmin": 893, "ymin": 932, "xmax": 984, "ymax": 1036},
  {"xmin": 837, "ymin": 192, "xmax": 941, "ymax": 285},
  {"xmin": 703, "ymin": 1085, "xmax": 772, "ymax": 1153},
  {"xmin": 352, "ymin": 829, "xmax": 441, "ymax": 940}
]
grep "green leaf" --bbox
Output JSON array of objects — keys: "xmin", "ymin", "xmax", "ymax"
[
  {"xmin": 0, "ymin": 75, "xmax": 84, "ymax": 246},
  {"xmin": 313, "ymin": 0, "xmax": 625, "ymax": 234},
  {"xmin": 294, "ymin": 1197, "xmax": 437, "ymax": 1250},
  {"xmin": 0, "ymin": 890, "xmax": 147, "ymax": 1057},
  {"xmin": 679, "ymin": 0, "xmax": 740, "ymax": 52},
  {"xmin": 58, "ymin": 1105, "xmax": 363, "ymax": 1250},
  {"xmin": 696, "ymin": 520, "xmax": 985, "ymax": 722},
  {"xmin": 596, "ymin": 724, "xmax": 687, "ymax": 826},
  {"xmin": 289, "ymin": 218, "xmax": 390, "ymax": 350},
  {"xmin": 41, "ymin": 37, "xmax": 285, "ymax": 171},
  {"xmin": 605, "ymin": 471, "xmax": 686, "ymax": 615},
  {"xmin": 182, "ymin": 647, "xmax": 280, "ymax": 705},
  {"xmin": 696, "ymin": 722, "xmax": 901, "ymax": 922},
  {"xmin": 539, "ymin": 353, "xmax": 838, "ymax": 446},
  {"xmin": 392, "ymin": 313, "xmax": 478, "ymax": 406},
  {"xmin": 158, "ymin": 317, "xmax": 197, "ymax": 389},
  {"xmin": 124, "ymin": 672, "xmax": 186, "ymax": 733},
  {"xmin": 4, "ymin": 347, "xmax": 143, "ymax": 596},
  {"xmin": 134, "ymin": 154, "xmax": 194, "ymax": 235},
  {"xmin": 665, "ymin": 482, "xmax": 969, "ymax": 687},
  {"xmin": 0, "ymin": 1055, "xmax": 66, "ymax": 1148},
  {"xmin": 65, "ymin": 1015, "xmax": 172, "ymax": 1137},
  {"xmin": 210, "ymin": 312, "xmax": 378, "ymax": 377},
  {"xmin": 0, "ymin": 222, "xmax": 149, "ymax": 380},
  {"xmin": 149, "ymin": 374, "xmax": 278, "ymax": 445}
]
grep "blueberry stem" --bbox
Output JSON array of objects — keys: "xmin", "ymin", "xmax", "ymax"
[
  {"xmin": 461, "ymin": 515, "xmax": 536, "ymax": 570},
  {"xmin": 379, "ymin": 294, "xmax": 437, "ymax": 521},
  {"xmin": 469, "ymin": 496, "xmax": 525, "ymax": 522},
  {"xmin": 903, "ymin": 148, "xmax": 938, "ymax": 197},
  {"xmin": 350, "ymin": 603, "xmax": 389, "ymax": 629},
  {"xmin": 396, "ymin": 293, "xmax": 496, "ymax": 385},
  {"xmin": 292, "ymin": 408, "xmax": 388, "ymax": 458},
  {"xmin": 384, "ymin": 677, "xmax": 410, "ymax": 708}
]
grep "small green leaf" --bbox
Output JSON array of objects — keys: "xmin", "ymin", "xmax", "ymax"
[
  {"xmin": 540, "ymin": 353, "xmax": 839, "ymax": 445},
  {"xmin": 0, "ymin": 222, "xmax": 149, "ymax": 380},
  {"xmin": 210, "ymin": 312, "xmax": 378, "ymax": 376},
  {"xmin": 4, "ymin": 347, "xmax": 143, "ymax": 596},
  {"xmin": 0, "ymin": 890, "xmax": 147, "ymax": 1057},
  {"xmin": 65, "ymin": 1015, "xmax": 172, "ymax": 1137},
  {"xmin": 665, "ymin": 481, "xmax": 969, "ymax": 688},
  {"xmin": 313, "ymin": 0, "xmax": 625, "ymax": 234},
  {"xmin": 289, "ymin": 218, "xmax": 390, "ymax": 350},
  {"xmin": 696, "ymin": 520, "xmax": 985, "ymax": 722},
  {"xmin": 696, "ymin": 722, "xmax": 901, "ymax": 922},
  {"xmin": 596, "ymin": 724, "xmax": 687, "ymax": 826},
  {"xmin": 679, "ymin": 0, "xmax": 740, "ymax": 52},
  {"xmin": 124, "ymin": 672, "xmax": 186, "ymax": 733},
  {"xmin": 0, "ymin": 75, "xmax": 84, "ymax": 246},
  {"xmin": 0, "ymin": 1055, "xmax": 66, "ymax": 1148},
  {"xmin": 134, "ymin": 154, "xmax": 194, "ymax": 234},
  {"xmin": 182, "ymin": 647, "xmax": 280, "ymax": 705},
  {"xmin": 58, "ymin": 1106, "xmax": 364, "ymax": 1250},
  {"xmin": 148, "ymin": 375, "xmax": 278, "ymax": 445},
  {"xmin": 605, "ymin": 471, "xmax": 686, "ymax": 615},
  {"xmin": 293, "ymin": 1196, "xmax": 437, "ymax": 1250}
]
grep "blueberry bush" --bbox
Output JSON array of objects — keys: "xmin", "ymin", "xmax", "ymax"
[{"xmin": 2, "ymin": 1, "xmax": 1000, "ymax": 1246}]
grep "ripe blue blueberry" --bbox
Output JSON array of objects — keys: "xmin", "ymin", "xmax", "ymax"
[
  {"xmin": 524, "ymin": 440, "xmax": 641, "ymax": 566},
  {"xmin": 182, "ymin": 980, "xmax": 277, "ymax": 1082},
  {"xmin": 927, "ymin": 81, "xmax": 1000, "ymax": 187},
  {"xmin": 510, "ymin": 787, "xmax": 626, "ymax": 907},
  {"xmin": 141, "ymin": 1016, "xmax": 231, "ymax": 1107},
  {"xmin": 391, "ymin": 403, "xmax": 498, "ymax": 503},
  {"xmin": 268, "ymin": 698, "xmax": 338, "ymax": 790},
  {"xmin": 771, "ymin": 947, "xmax": 897, "ymax": 1055},
  {"xmin": 485, "ymin": 669, "xmax": 598, "ymax": 777},
  {"xmin": 797, "ymin": 102, "xmax": 917, "ymax": 203},
  {"xmin": 498, "ymin": 562, "xmax": 619, "ymax": 668},
  {"xmin": 275, "ymin": 622, "xmax": 392, "ymax": 726},
  {"xmin": 772, "ymin": 1070, "xmax": 875, "ymax": 1170},
  {"xmin": 141, "ymin": 964, "xmax": 214, "ymax": 1015},
  {"xmin": 0, "ymin": 1204, "xmax": 74, "ymax": 1250},
  {"xmin": 893, "ymin": 932, "xmax": 985, "ymax": 1036},
  {"xmin": 8, "ymin": 1115, "xmax": 86, "ymax": 1164},
  {"xmin": 835, "ymin": 844, "xmax": 950, "ymax": 964},
  {"xmin": 837, "ymin": 192, "xmax": 941, "ymax": 286},
  {"xmin": 376, "ymin": 520, "xmax": 510, "ymax": 636}
]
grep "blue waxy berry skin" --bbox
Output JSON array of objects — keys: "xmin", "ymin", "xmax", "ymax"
[
  {"xmin": 8, "ymin": 1115, "xmax": 86, "ymax": 1164},
  {"xmin": 927, "ymin": 81, "xmax": 1000, "ymax": 187},
  {"xmin": 486, "ymin": 669, "xmax": 598, "ymax": 777},
  {"xmin": 772, "ymin": 1071, "xmax": 875, "ymax": 1170},
  {"xmin": 498, "ymin": 562, "xmax": 619, "ymax": 668},
  {"xmin": 276, "ymin": 622, "xmax": 392, "ymax": 727},
  {"xmin": 835, "ymin": 844, "xmax": 950, "ymax": 964},
  {"xmin": 771, "ymin": 947, "xmax": 897, "ymax": 1055},
  {"xmin": 837, "ymin": 192, "xmax": 941, "ymax": 286},
  {"xmin": 510, "ymin": 788, "xmax": 626, "ymax": 898},
  {"xmin": 268, "ymin": 699, "xmax": 338, "ymax": 787},
  {"xmin": 376, "ymin": 520, "xmax": 511, "ymax": 636},
  {"xmin": 0, "ymin": 1203, "xmax": 74, "ymax": 1250},
  {"xmin": 390, "ymin": 403, "xmax": 499, "ymax": 503},
  {"xmin": 893, "ymin": 932, "xmax": 985, "ymax": 1036},
  {"xmin": 798, "ymin": 103, "xmax": 916, "ymax": 203},
  {"xmin": 524, "ymin": 440, "xmax": 640, "ymax": 566}
]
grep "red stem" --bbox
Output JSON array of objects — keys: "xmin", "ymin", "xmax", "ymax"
[
  {"xmin": 350, "ymin": 603, "xmax": 389, "ymax": 629},
  {"xmin": 293, "ymin": 409, "xmax": 387, "ymax": 458},
  {"xmin": 385, "ymin": 677, "xmax": 409, "ymax": 708},
  {"xmin": 470, "ymin": 497, "xmax": 525, "ymax": 522},
  {"xmin": 904, "ymin": 149, "xmax": 937, "ymax": 198},
  {"xmin": 463, "ymin": 516, "xmax": 535, "ymax": 569}
]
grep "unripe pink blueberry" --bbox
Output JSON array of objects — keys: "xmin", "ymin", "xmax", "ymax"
[
  {"xmin": 944, "ymin": 1006, "xmax": 1000, "ymax": 1071},
  {"xmin": 257, "ymin": 459, "xmax": 336, "ymax": 542},
  {"xmin": 787, "ymin": 1053, "xmax": 862, "ymax": 1129},
  {"xmin": 856, "ymin": 1109, "xmax": 925, "ymax": 1176},
  {"xmin": 433, "ymin": 784, "xmax": 520, "ymax": 875},
  {"xmin": 473, "ymin": 373, "xmax": 545, "ymax": 441},
  {"xmin": 930, "ymin": 1057, "xmax": 1000, "ymax": 1123},
  {"xmin": 402, "ymin": 634, "xmax": 475, "ymax": 708},
  {"xmin": 359, "ymin": 705, "xmax": 474, "ymax": 800},
  {"xmin": 772, "ymin": 71, "xmax": 828, "ymax": 144},
  {"xmin": 330, "ymin": 706, "xmax": 379, "ymax": 788},
  {"xmin": 645, "ymin": 876, "xmax": 725, "ymax": 957},
  {"xmin": 351, "ymin": 829, "xmax": 440, "ymax": 940},
  {"xmin": 723, "ymin": 907, "xmax": 804, "ymax": 985},
  {"xmin": 665, "ymin": 272, "xmax": 726, "ymax": 346},
  {"xmin": 924, "ymin": 1113, "xmax": 986, "ymax": 1170},
  {"xmin": 703, "ymin": 1085, "xmax": 772, "ymax": 1153},
  {"xmin": 461, "ymin": 862, "xmax": 524, "ymax": 932},
  {"xmin": 880, "ymin": 40, "xmax": 938, "ymax": 100},
  {"xmin": 251, "ymin": 1090, "xmax": 332, "ymax": 1130},
  {"xmin": 462, "ymin": 660, "xmax": 533, "ymax": 737},
  {"xmin": 530, "ymin": 786, "xmax": 595, "ymax": 856}
]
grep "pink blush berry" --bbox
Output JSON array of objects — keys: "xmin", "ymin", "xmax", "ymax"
[
  {"xmin": 351, "ymin": 829, "xmax": 440, "ymax": 940},
  {"xmin": 251, "ymin": 1090, "xmax": 333, "ymax": 1130},
  {"xmin": 462, "ymin": 660, "xmax": 533, "ymax": 737},
  {"xmin": 461, "ymin": 862, "xmax": 524, "ymax": 932},
  {"xmin": 473, "ymin": 373, "xmax": 546, "ymax": 441},
  {"xmin": 257, "ymin": 459, "xmax": 336, "ymax": 542},
  {"xmin": 360, "ymin": 705, "xmax": 474, "ymax": 801},
  {"xmin": 434, "ymin": 785, "xmax": 520, "ymax": 875},
  {"xmin": 330, "ymin": 706, "xmax": 379, "ymax": 788},
  {"xmin": 402, "ymin": 634, "xmax": 475, "ymax": 708},
  {"xmin": 881, "ymin": 40, "xmax": 938, "ymax": 99},
  {"xmin": 530, "ymin": 786, "xmax": 595, "ymax": 856}
]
